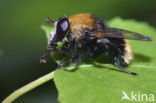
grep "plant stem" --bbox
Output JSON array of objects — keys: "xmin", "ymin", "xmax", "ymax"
[{"xmin": 2, "ymin": 71, "xmax": 55, "ymax": 103}]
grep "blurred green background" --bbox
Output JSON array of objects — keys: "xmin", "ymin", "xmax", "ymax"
[{"xmin": 0, "ymin": 0, "xmax": 156, "ymax": 102}]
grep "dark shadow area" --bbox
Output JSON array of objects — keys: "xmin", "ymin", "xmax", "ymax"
[
  {"xmin": 64, "ymin": 61, "xmax": 130, "ymax": 75},
  {"xmin": 133, "ymin": 53, "xmax": 152, "ymax": 62},
  {"xmin": 62, "ymin": 54, "xmax": 128, "ymax": 75},
  {"xmin": 60, "ymin": 52, "xmax": 152, "ymax": 75}
]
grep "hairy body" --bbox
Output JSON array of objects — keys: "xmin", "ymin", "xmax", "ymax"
[{"xmin": 41, "ymin": 13, "xmax": 151, "ymax": 75}]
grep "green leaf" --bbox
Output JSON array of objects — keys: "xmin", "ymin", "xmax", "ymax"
[
  {"xmin": 41, "ymin": 17, "xmax": 156, "ymax": 103},
  {"xmin": 41, "ymin": 25, "xmax": 52, "ymax": 44}
]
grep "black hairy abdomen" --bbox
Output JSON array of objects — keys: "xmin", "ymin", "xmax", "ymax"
[{"xmin": 79, "ymin": 37, "xmax": 127, "ymax": 66}]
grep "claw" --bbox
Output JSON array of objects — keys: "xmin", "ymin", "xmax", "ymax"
[{"xmin": 40, "ymin": 57, "xmax": 46, "ymax": 63}]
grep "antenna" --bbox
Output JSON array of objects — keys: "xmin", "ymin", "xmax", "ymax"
[{"xmin": 46, "ymin": 17, "xmax": 55, "ymax": 24}]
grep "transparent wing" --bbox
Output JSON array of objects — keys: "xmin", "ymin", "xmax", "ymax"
[{"xmin": 94, "ymin": 28, "xmax": 152, "ymax": 41}]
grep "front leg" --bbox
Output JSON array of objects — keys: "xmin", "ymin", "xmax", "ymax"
[
  {"xmin": 62, "ymin": 52, "xmax": 80, "ymax": 67},
  {"xmin": 57, "ymin": 54, "xmax": 67, "ymax": 69},
  {"xmin": 56, "ymin": 52, "xmax": 80, "ymax": 69},
  {"xmin": 40, "ymin": 42, "xmax": 57, "ymax": 63},
  {"xmin": 57, "ymin": 43, "xmax": 80, "ymax": 69},
  {"xmin": 40, "ymin": 40, "xmax": 71, "ymax": 63},
  {"xmin": 40, "ymin": 49, "xmax": 56, "ymax": 63},
  {"xmin": 56, "ymin": 40, "xmax": 77, "ymax": 68}
]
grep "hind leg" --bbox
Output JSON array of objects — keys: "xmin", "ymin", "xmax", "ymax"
[
  {"xmin": 98, "ymin": 37, "xmax": 137, "ymax": 76},
  {"xmin": 114, "ymin": 62, "xmax": 137, "ymax": 76}
]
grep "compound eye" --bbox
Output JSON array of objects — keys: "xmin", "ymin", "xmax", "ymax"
[
  {"xmin": 60, "ymin": 20, "xmax": 69, "ymax": 31},
  {"xmin": 54, "ymin": 18, "xmax": 69, "ymax": 42}
]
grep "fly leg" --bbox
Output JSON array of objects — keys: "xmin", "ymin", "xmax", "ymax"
[
  {"xmin": 56, "ymin": 53, "xmax": 80, "ymax": 69},
  {"xmin": 40, "ymin": 49, "xmax": 56, "ymax": 63},
  {"xmin": 57, "ymin": 55, "xmax": 67, "ymax": 69},
  {"xmin": 56, "ymin": 41, "xmax": 76, "ymax": 69},
  {"xmin": 63, "ymin": 53, "xmax": 80, "ymax": 67},
  {"xmin": 114, "ymin": 62, "xmax": 138, "ymax": 76},
  {"xmin": 56, "ymin": 47, "xmax": 70, "ymax": 69}
]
